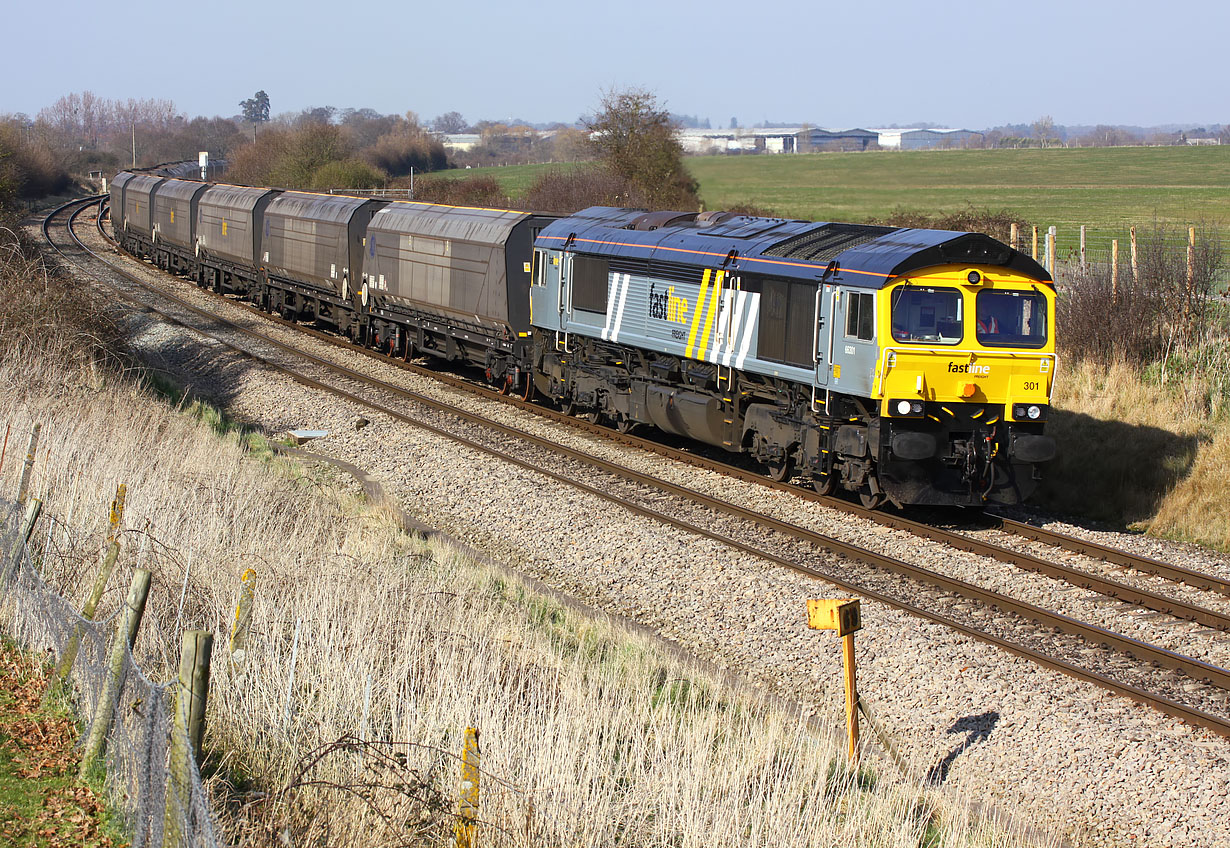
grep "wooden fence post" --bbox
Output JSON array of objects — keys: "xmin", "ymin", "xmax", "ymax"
[
  {"xmin": 1031, "ymin": 226, "xmax": 1038, "ymax": 261},
  {"xmin": 79, "ymin": 568, "xmax": 151, "ymax": 778},
  {"xmin": 108, "ymin": 484, "xmax": 127, "ymax": 543},
  {"xmin": 455, "ymin": 726, "xmax": 481, "ymax": 848},
  {"xmin": 16, "ymin": 423, "xmax": 41, "ymax": 505},
  {"xmin": 1009, "ymin": 222, "xmax": 1019, "ymax": 251},
  {"xmin": 164, "ymin": 630, "xmax": 214, "ymax": 846},
  {"xmin": 0, "ymin": 423, "xmax": 10, "ymax": 479},
  {"xmin": 1079, "ymin": 225, "xmax": 1086, "ymax": 272},
  {"xmin": 1112, "ymin": 239, "xmax": 1120, "ymax": 306},
  {"xmin": 48, "ymin": 540, "xmax": 120, "ymax": 695},
  {"xmin": 1130, "ymin": 226, "xmax": 1138, "ymax": 283},
  {"xmin": 48, "ymin": 485, "xmax": 126, "ymax": 696},
  {"xmin": 1185, "ymin": 225, "xmax": 1195, "ymax": 311},
  {"xmin": 3, "ymin": 498, "xmax": 42, "ymax": 589},
  {"xmin": 1046, "ymin": 227, "xmax": 1057, "ymax": 276}
]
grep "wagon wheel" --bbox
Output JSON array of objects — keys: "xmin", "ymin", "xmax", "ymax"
[
  {"xmin": 766, "ymin": 456, "xmax": 793, "ymax": 483},
  {"xmin": 813, "ymin": 472, "xmax": 837, "ymax": 496},
  {"xmin": 858, "ymin": 488, "xmax": 885, "ymax": 510},
  {"xmin": 520, "ymin": 375, "xmax": 535, "ymax": 402},
  {"xmin": 614, "ymin": 415, "xmax": 636, "ymax": 434}
]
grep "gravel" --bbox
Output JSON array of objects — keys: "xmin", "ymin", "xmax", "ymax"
[{"xmin": 72, "ymin": 224, "xmax": 1230, "ymax": 848}]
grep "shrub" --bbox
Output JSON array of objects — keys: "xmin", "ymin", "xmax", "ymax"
[
  {"xmin": 868, "ymin": 205, "xmax": 1029, "ymax": 245},
  {"xmin": 587, "ymin": 89, "xmax": 700, "ymax": 211},
  {"xmin": 522, "ymin": 166, "xmax": 638, "ymax": 214},
  {"xmin": 308, "ymin": 159, "xmax": 386, "ymax": 191},
  {"xmin": 1055, "ymin": 223, "xmax": 1224, "ymax": 362},
  {"xmin": 0, "ymin": 123, "xmax": 72, "ymax": 199},
  {"xmin": 408, "ymin": 175, "xmax": 509, "ymax": 208},
  {"xmin": 0, "ymin": 219, "xmax": 126, "ymax": 377},
  {"xmin": 362, "ymin": 131, "xmax": 447, "ymax": 178}
]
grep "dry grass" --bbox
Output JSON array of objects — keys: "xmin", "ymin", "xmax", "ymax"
[
  {"xmin": 1043, "ymin": 338, "xmax": 1230, "ymax": 547},
  {"xmin": 0, "ymin": 233, "xmax": 1045, "ymax": 845}
]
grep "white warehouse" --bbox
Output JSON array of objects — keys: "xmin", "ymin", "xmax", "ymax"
[{"xmin": 872, "ymin": 128, "xmax": 984, "ymax": 149}]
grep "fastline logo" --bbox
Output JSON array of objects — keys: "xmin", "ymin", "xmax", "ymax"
[
  {"xmin": 648, "ymin": 282, "xmax": 689, "ymax": 324},
  {"xmin": 948, "ymin": 362, "xmax": 990, "ymax": 375}
]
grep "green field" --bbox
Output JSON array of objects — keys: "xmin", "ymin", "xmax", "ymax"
[{"xmin": 435, "ymin": 146, "xmax": 1230, "ymax": 248}]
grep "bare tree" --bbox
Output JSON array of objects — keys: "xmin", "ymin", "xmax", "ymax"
[
  {"xmin": 586, "ymin": 88, "xmax": 699, "ymax": 210},
  {"xmin": 431, "ymin": 111, "xmax": 468, "ymax": 134},
  {"xmin": 1031, "ymin": 115, "xmax": 1056, "ymax": 148}
]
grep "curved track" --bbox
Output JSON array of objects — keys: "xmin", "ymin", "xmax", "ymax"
[{"xmin": 42, "ymin": 196, "xmax": 1230, "ymax": 738}]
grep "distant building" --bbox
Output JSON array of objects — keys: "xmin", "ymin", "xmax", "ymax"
[
  {"xmin": 676, "ymin": 126, "xmax": 878, "ymax": 154},
  {"xmin": 872, "ymin": 128, "xmax": 984, "ymax": 150},
  {"xmin": 438, "ymin": 133, "xmax": 481, "ymax": 151}
]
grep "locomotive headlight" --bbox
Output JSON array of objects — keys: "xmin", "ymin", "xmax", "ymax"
[
  {"xmin": 967, "ymin": 270, "xmax": 982, "ymax": 284},
  {"xmin": 1012, "ymin": 403, "xmax": 1048, "ymax": 421},
  {"xmin": 897, "ymin": 400, "xmax": 912, "ymax": 415},
  {"xmin": 890, "ymin": 399, "xmax": 925, "ymax": 417}
]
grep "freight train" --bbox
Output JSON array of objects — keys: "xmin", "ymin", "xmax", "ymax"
[{"xmin": 109, "ymin": 170, "xmax": 1057, "ymax": 508}]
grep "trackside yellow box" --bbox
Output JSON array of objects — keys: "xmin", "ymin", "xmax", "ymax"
[{"xmin": 807, "ymin": 598, "xmax": 862, "ymax": 636}]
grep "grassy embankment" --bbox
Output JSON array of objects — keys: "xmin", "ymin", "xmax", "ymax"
[{"xmin": 0, "ymin": 218, "xmax": 1047, "ymax": 845}]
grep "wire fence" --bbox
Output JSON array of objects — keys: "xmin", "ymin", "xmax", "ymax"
[
  {"xmin": 0, "ymin": 498, "xmax": 220, "ymax": 848},
  {"xmin": 1008, "ymin": 223, "xmax": 1229, "ymax": 289}
]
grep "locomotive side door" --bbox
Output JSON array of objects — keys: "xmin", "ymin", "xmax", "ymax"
[
  {"xmin": 558, "ymin": 252, "xmax": 573, "ymax": 325},
  {"xmin": 814, "ymin": 283, "xmax": 834, "ymax": 388},
  {"xmin": 529, "ymin": 248, "xmax": 562, "ymax": 333},
  {"xmin": 829, "ymin": 286, "xmax": 878, "ymax": 398}
]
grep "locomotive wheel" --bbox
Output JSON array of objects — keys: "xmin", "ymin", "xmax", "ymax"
[
  {"xmin": 766, "ymin": 457, "xmax": 793, "ymax": 483},
  {"xmin": 614, "ymin": 415, "xmax": 636, "ymax": 434},
  {"xmin": 520, "ymin": 376, "xmax": 534, "ymax": 402}
]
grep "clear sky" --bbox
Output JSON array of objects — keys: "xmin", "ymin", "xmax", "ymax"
[{"xmin": 4, "ymin": 0, "xmax": 1227, "ymax": 128}]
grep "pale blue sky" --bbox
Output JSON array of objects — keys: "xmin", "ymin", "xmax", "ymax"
[{"xmin": 6, "ymin": 0, "xmax": 1227, "ymax": 128}]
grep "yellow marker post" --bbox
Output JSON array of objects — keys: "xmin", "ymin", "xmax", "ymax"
[
  {"xmin": 108, "ymin": 484, "xmax": 127, "ymax": 543},
  {"xmin": 807, "ymin": 598, "xmax": 862, "ymax": 762},
  {"xmin": 455, "ymin": 726, "xmax": 480, "ymax": 848}
]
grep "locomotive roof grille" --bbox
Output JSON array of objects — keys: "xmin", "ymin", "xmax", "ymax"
[
  {"xmin": 606, "ymin": 257, "xmax": 707, "ymax": 286},
  {"xmin": 763, "ymin": 223, "xmax": 899, "ymax": 263}
]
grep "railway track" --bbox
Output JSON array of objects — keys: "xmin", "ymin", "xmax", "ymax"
[{"xmin": 44, "ymin": 195, "xmax": 1230, "ymax": 738}]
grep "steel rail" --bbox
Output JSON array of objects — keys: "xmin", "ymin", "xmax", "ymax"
[
  {"xmin": 986, "ymin": 514, "xmax": 1230, "ymax": 596},
  {"xmin": 46, "ymin": 197, "xmax": 1230, "ymax": 737}
]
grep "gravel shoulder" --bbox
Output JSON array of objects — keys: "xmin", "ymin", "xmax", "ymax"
[{"xmin": 78, "ymin": 227, "xmax": 1230, "ymax": 848}]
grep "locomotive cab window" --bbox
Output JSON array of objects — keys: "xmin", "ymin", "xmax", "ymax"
[
  {"xmin": 976, "ymin": 289, "xmax": 1048, "ymax": 348},
  {"xmin": 891, "ymin": 285, "xmax": 963, "ymax": 344},
  {"xmin": 844, "ymin": 291, "xmax": 875, "ymax": 341}
]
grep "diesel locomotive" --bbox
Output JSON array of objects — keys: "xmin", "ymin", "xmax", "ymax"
[{"xmin": 110, "ymin": 170, "xmax": 1057, "ymax": 508}]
